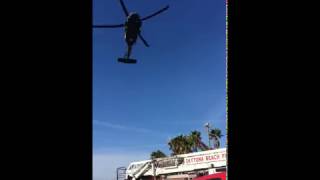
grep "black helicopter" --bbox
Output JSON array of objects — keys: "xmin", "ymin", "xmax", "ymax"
[{"xmin": 93, "ymin": 0, "xmax": 169, "ymax": 64}]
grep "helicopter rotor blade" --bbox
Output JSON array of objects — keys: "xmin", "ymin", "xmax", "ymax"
[
  {"xmin": 93, "ymin": 24, "xmax": 125, "ymax": 28},
  {"xmin": 141, "ymin": 5, "xmax": 169, "ymax": 21},
  {"xmin": 118, "ymin": 0, "xmax": 129, "ymax": 17},
  {"xmin": 138, "ymin": 33, "xmax": 150, "ymax": 47}
]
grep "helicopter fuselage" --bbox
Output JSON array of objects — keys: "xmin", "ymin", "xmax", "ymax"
[
  {"xmin": 93, "ymin": 0, "xmax": 169, "ymax": 63},
  {"xmin": 124, "ymin": 13, "xmax": 142, "ymax": 46}
]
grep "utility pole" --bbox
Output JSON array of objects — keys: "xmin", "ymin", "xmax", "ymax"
[{"xmin": 204, "ymin": 122, "xmax": 211, "ymax": 148}]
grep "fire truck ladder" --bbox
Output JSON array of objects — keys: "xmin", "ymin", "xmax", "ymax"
[{"xmin": 131, "ymin": 161, "xmax": 153, "ymax": 180}]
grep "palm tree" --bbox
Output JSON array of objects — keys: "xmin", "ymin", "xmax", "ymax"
[
  {"xmin": 150, "ymin": 150, "xmax": 167, "ymax": 159},
  {"xmin": 168, "ymin": 136, "xmax": 179, "ymax": 155},
  {"xmin": 167, "ymin": 128, "xmax": 224, "ymax": 155},
  {"xmin": 168, "ymin": 130, "xmax": 209, "ymax": 155},
  {"xmin": 168, "ymin": 135, "xmax": 192, "ymax": 155},
  {"xmin": 209, "ymin": 128, "xmax": 223, "ymax": 149},
  {"xmin": 188, "ymin": 131, "xmax": 202, "ymax": 152}
]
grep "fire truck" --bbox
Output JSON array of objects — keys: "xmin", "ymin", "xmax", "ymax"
[
  {"xmin": 192, "ymin": 172, "xmax": 226, "ymax": 180},
  {"xmin": 125, "ymin": 148, "xmax": 226, "ymax": 180}
]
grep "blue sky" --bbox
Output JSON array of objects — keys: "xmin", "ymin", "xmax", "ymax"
[{"xmin": 93, "ymin": 0, "xmax": 226, "ymax": 179}]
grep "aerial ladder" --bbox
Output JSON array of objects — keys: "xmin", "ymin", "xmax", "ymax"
[{"xmin": 130, "ymin": 161, "xmax": 153, "ymax": 180}]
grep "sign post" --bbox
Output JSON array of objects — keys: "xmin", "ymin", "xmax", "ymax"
[{"xmin": 116, "ymin": 167, "xmax": 127, "ymax": 180}]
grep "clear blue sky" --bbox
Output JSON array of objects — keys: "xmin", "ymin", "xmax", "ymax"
[{"xmin": 93, "ymin": 0, "xmax": 226, "ymax": 179}]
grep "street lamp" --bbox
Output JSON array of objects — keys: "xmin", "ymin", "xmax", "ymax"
[{"xmin": 204, "ymin": 122, "xmax": 211, "ymax": 148}]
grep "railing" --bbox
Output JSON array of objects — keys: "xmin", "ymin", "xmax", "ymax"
[{"xmin": 132, "ymin": 161, "xmax": 152, "ymax": 179}]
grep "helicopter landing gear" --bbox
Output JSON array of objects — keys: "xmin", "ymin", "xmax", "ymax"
[
  {"xmin": 118, "ymin": 45, "xmax": 137, "ymax": 64},
  {"xmin": 117, "ymin": 58, "xmax": 137, "ymax": 64}
]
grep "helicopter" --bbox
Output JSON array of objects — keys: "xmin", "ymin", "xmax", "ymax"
[{"xmin": 93, "ymin": 0, "xmax": 169, "ymax": 64}]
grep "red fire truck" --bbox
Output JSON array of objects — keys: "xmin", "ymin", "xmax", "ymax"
[
  {"xmin": 125, "ymin": 148, "xmax": 226, "ymax": 180},
  {"xmin": 192, "ymin": 172, "xmax": 226, "ymax": 180}
]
